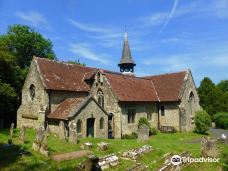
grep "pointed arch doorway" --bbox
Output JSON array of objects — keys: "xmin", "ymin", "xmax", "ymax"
[{"xmin": 87, "ymin": 118, "xmax": 95, "ymax": 137}]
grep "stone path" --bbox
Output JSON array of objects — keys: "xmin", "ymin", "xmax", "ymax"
[
  {"xmin": 51, "ymin": 150, "xmax": 92, "ymax": 162},
  {"xmin": 209, "ymin": 128, "xmax": 228, "ymax": 139}
]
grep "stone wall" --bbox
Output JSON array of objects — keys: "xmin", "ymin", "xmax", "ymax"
[
  {"xmin": 179, "ymin": 70, "xmax": 200, "ymax": 131},
  {"xmin": 90, "ymin": 71, "xmax": 122, "ymax": 138},
  {"xmin": 159, "ymin": 102, "xmax": 180, "ymax": 131},
  {"xmin": 17, "ymin": 60, "xmax": 49, "ymax": 128},
  {"xmin": 120, "ymin": 102, "xmax": 158, "ymax": 135},
  {"xmin": 68, "ymin": 98, "xmax": 109, "ymax": 138}
]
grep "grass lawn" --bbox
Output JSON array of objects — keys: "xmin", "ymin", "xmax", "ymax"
[{"xmin": 0, "ymin": 128, "xmax": 226, "ymax": 171}]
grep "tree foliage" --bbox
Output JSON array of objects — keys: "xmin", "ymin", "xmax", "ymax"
[
  {"xmin": 213, "ymin": 113, "xmax": 228, "ymax": 129},
  {"xmin": 194, "ymin": 110, "xmax": 211, "ymax": 134},
  {"xmin": 0, "ymin": 24, "xmax": 56, "ymax": 127}
]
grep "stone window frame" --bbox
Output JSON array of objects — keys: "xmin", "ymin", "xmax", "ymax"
[
  {"xmin": 161, "ymin": 105, "xmax": 165, "ymax": 116},
  {"xmin": 127, "ymin": 108, "xmax": 136, "ymax": 124},
  {"xmin": 29, "ymin": 84, "xmax": 35, "ymax": 101},
  {"xmin": 99, "ymin": 117, "xmax": 104, "ymax": 129},
  {"xmin": 97, "ymin": 89, "xmax": 104, "ymax": 108},
  {"xmin": 77, "ymin": 119, "xmax": 82, "ymax": 133}
]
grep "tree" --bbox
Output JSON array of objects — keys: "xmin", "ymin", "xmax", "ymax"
[
  {"xmin": 198, "ymin": 77, "xmax": 221, "ymax": 118},
  {"xmin": 194, "ymin": 110, "xmax": 211, "ymax": 134},
  {"xmin": 0, "ymin": 24, "xmax": 56, "ymax": 127},
  {"xmin": 217, "ymin": 80, "xmax": 228, "ymax": 93},
  {"xmin": 2, "ymin": 24, "xmax": 56, "ymax": 68}
]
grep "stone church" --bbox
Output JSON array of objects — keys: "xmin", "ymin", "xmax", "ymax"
[{"xmin": 17, "ymin": 33, "xmax": 200, "ymax": 139}]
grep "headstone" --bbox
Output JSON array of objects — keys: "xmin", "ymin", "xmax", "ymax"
[
  {"xmin": 137, "ymin": 125, "xmax": 149, "ymax": 142},
  {"xmin": 211, "ymin": 122, "xmax": 216, "ymax": 128},
  {"xmin": 8, "ymin": 123, "xmax": 14, "ymax": 144},
  {"xmin": 201, "ymin": 137, "xmax": 219, "ymax": 158},
  {"xmin": 59, "ymin": 121, "xmax": 66, "ymax": 141},
  {"xmin": 32, "ymin": 126, "xmax": 44, "ymax": 151},
  {"xmin": 97, "ymin": 142, "xmax": 109, "ymax": 151},
  {"xmin": 69, "ymin": 122, "xmax": 77, "ymax": 143},
  {"xmin": 40, "ymin": 127, "xmax": 50, "ymax": 157},
  {"xmin": 84, "ymin": 155, "xmax": 101, "ymax": 171},
  {"xmin": 19, "ymin": 125, "xmax": 26, "ymax": 144},
  {"xmin": 81, "ymin": 142, "xmax": 93, "ymax": 150}
]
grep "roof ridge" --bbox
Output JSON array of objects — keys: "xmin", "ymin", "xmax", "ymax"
[{"xmin": 143, "ymin": 70, "xmax": 188, "ymax": 78}]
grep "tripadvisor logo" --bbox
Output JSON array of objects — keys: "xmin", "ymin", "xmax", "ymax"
[{"xmin": 170, "ymin": 155, "xmax": 220, "ymax": 165}]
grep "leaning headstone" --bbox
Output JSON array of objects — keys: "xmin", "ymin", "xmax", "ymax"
[
  {"xmin": 59, "ymin": 121, "xmax": 66, "ymax": 141},
  {"xmin": 84, "ymin": 155, "xmax": 101, "ymax": 171},
  {"xmin": 32, "ymin": 126, "xmax": 44, "ymax": 151},
  {"xmin": 69, "ymin": 122, "xmax": 77, "ymax": 143},
  {"xmin": 19, "ymin": 125, "xmax": 26, "ymax": 144},
  {"xmin": 8, "ymin": 123, "xmax": 14, "ymax": 144},
  {"xmin": 40, "ymin": 127, "xmax": 50, "ymax": 157},
  {"xmin": 137, "ymin": 124, "xmax": 149, "ymax": 142},
  {"xmin": 97, "ymin": 142, "xmax": 109, "ymax": 151},
  {"xmin": 201, "ymin": 137, "xmax": 219, "ymax": 158}
]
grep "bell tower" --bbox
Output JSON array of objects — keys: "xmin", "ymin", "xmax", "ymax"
[{"xmin": 118, "ymin": 32, "xmax": 136, "ymax": 74}]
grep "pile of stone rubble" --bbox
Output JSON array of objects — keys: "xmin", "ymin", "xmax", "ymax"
[
  {"xmin": 98, "ymin": 154, "xmax": 119, "ymax": 170},
  {"xmin": 121, "ymin": 145, "xmax": 152, "ymax": 161}
]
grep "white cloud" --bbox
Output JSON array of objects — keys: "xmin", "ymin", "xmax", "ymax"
[
  {"xmin": 16, "ymin": 11, "xmax": 52, "ymax": 31},
  {"xmin": 69, "ymin": 43, "xmax": 110, "ymax": 64}
]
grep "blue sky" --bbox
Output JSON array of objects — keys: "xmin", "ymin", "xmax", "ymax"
[{"xmin": 0, "ymin": 0, "xmax": 228, "ymax": 86}]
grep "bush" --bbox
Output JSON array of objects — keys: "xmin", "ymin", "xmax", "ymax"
[
  {"xmin": 138, "ymin": 117, "xmax": 158, "ymax": 136},
  {"xmin": 194, "ymin": 110, "xmax": 211, "ymax": 134},
  {"xmin": 138, "ymin": 117, "xmax": 150, "ymax": 127},
  {"xmin": 122, "ymin": 132, "xmax": 138, "ymax": 139},
  {"xmin": 149, "ymin": 127, "xmax": 157, "ymax": 135},
  {"xmin": 213, "ymin": 112, "xmax": 228, "ymax": 129}
]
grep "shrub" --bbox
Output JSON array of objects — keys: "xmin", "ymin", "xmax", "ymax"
[
  {"xmin": 138, "ymin": 117, "xmax": 150, "ymax": 127},
  {"xmin": 213, "ymin": 112, "xmax": 228, "ymax": 129},
  {"xmin": 122, "ymin": 132, "xmax": 138, "ymax": 139},
  {"xmin": 138, "ymin": 117, "xmax": 158, "ymax": 136},
  {"xmin": 194, "ymin": 110, "xmax": 211, "ymax": 134},
  {"xmin": 149, "ymin": 127, "xmax": 157, "ymax": 135}
]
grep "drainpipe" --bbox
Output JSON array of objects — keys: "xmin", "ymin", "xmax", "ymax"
[{"xmin": 157, "ymin": 102, "xmax": 160, "ymax": 130}]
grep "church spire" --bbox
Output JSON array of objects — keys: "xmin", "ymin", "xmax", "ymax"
[{"xmin": 118, "ymin": 31, "xmax": 136, "ymax": 73}]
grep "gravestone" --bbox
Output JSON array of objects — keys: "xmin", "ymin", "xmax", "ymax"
[
  {"xmin": 201, "ymin": 137, "xmax": 218, "ymax": 158},
  {"xmin": 19, "ymin": 125, "xmax": 26, "ymax": 144},
  {"xmin": 32, "ymin": 126, "xmax": 44, "ymax": 151},
  {"xmin": 98, "ymin": 154, "xmax": 119, "ymax": 170},
  {"xmin": 8, "ymin": 123, "xmax": 14, "ymax": 144},
  {"xmin": 40, "ymin": 127, "xmax": 50, "ymax": 157},
  {"xmin": 59, "ymin": 121, "xmax": 66, "ymax": 141},
  {"xmin": 137, "ymin": 124, "xmax": 149, "ymax": 142},
  {"xmin": 97, "ymin": 142, "xmax": 109, "ymax": 151},
  {"xmin": 69, "ymin": 122, "xmax": 77, "ymax": 143}
]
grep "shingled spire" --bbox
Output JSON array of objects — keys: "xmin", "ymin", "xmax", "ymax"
[{"xmin": 118, "ymin": 32, "xmax": 136, "ymax": 73}]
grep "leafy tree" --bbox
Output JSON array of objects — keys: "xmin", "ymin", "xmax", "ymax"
[
  {"xmin": 0, "ymin": 24, "xmax": 56, "ymax": 127},
  {"xmin": 217, "ymin": 80, "xmax": 228, "ymax": 93},
  {"xmin": 2, "ymin": 24, "xmax": 56, "ymax": 68},
  {"xmin": 194, "ymin": 110, "xmax": 211, "ymax": 134},
  {"xmin": 198, "ymin": 77, "xmax": 222, "ymax": 118},
  {"xmin": 67, "ymin": 59, "xmax": 86, "ymax": 66},
  {"xmin": 213, "ymin": 112, "xmax": 228, "ymax": 129}
]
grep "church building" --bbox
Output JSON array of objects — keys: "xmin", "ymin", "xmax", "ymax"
[{"xmin": 17, "ymin": 33, "xmax": 200, "ymax": 138}]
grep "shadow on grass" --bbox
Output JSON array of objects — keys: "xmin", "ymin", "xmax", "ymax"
[{"xmin": 0, "ymin": 142, "xmax": 30, "ymax": 169}]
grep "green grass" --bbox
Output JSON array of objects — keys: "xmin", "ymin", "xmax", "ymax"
[{"xmin": 0, "ymin": 128, "xmax": 225, "ymax": 171}]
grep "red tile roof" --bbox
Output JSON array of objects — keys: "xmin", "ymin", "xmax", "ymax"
[
  {"xmin": 35, "ymin": 57, "xmax": 97, "ymax": 92},
  {"xmin": 47, "ymin": 98, "xmax": 84, "ymax": 120},
  {"xmin": 144, "ymin": 71, "xmax": 187, "ymax": 102},
  {"xmin": 104, "ymin": 72, "xmax": 158, "ymax": 102},
  {"xmin": 34, "ymin": 57, "xmax": 187, "ymax": 102}
]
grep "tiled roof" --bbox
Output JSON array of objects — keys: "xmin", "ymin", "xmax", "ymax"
[
  {"xmin": 104, "ymin": 72, "xmax": 158, "ymax": 102},
  {"xmin": 35, "ymin": 57, "xmax": 97, "ymax": 91},
  {"xmin": 34, "ymin": 57, "xmax": 187, "ymax": 102},
  {"xmin": 144, "ymin": 71, "xmax": 187, "ymax": 102},
  {"xmin": 47, "ymin": 98, "xmax": 84, "ymax": 120}
]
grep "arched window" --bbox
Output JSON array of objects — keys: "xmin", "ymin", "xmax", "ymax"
[
  {"xmin": 100, "ymin": 117, "xmax": 104, "ymax": 129},
  {"xmin": 161, "ymin": 105, "xmax": 165, "ymax": 116},
  {"xmin": 77, "ymin": 119, "xmax": 82, "ymax": 133},
  {"xmin": 97, "ymin": 89, "xmax": 104, "ymax": 108},
  {"xmin": 189, "ymin": 92, "xmax": 194, "ymax": 116},
  {"xmin": 29, "ymin": 84, "xmax": 35, "ymax": 100}
]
